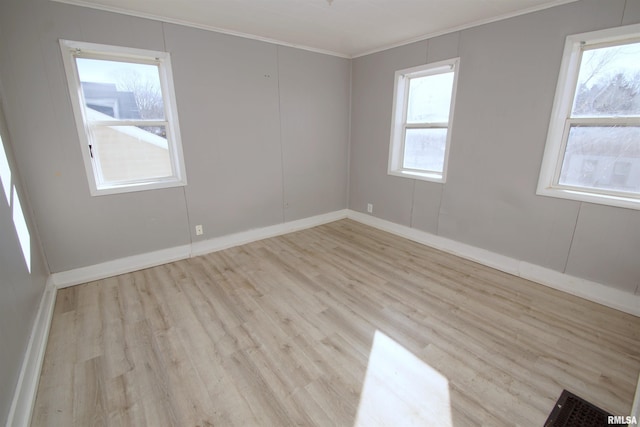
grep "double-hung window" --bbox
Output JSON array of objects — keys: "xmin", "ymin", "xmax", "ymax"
[
  {"xmin": 60, "ymin": 40, "xmax": 186, "ymax": 196},
  {"xmin": 388, "ymin": 58, "xmax": 459, "ymax": 183},
  {"xmin": 538, "ymin": 24, "xmax": 640, "ymax": 210}
]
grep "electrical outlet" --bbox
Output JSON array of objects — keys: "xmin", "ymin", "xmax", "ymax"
[
  {"xmin": 195, "ymin": 225, "xmax": 203, "ymax": 236},
  {"xmin": 367, "ymin": 203, "xmax": 373, "ymax": 213}
]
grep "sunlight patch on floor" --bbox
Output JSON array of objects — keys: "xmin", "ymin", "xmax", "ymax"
[{"xmin": 354, "ymin": 330, "xmax": 452, "ymax": 426}]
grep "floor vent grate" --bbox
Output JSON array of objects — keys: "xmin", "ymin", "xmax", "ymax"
[{"xmin": 545, "ymin": 389, "xmax": 612, "ymax": 427}]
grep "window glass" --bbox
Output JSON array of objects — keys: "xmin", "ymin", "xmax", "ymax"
[
  {"xmin": 88, "ymin": 124, "xmax": 172, "ymax": 183},
  {"xmin": 572, "ymin": 42, "xmax": 640, "ymax": 117},
  {"xmin": 406, "ymin": 72, "xmax": 454, "ymax": 124},
  {"xmin": 76, "ymin": 58, "xmax": 166, "ymax": 120},
  {"xmin": 559, "ymin": 125, "xmax": 640, "ymax": 194},
  {"xmin": 403, "ymin": 128, "xmax": 447, "ymax": 172}
]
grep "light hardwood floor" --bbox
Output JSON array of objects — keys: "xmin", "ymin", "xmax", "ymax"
[{"xmin": 31, "ymin": 219, "xmax": 640, "ymax": 426}]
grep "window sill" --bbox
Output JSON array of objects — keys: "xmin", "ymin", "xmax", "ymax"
[
  {"xmin": 536, "ymin": 186, "xmax": 640, "ymax": 211},
  {"xmin": 388, "ymin": 169, "xmax": 445, "ymax": 184},
  {"xmin": 91, "ymin": 178, "xmax": 187, "ymax": 196}
]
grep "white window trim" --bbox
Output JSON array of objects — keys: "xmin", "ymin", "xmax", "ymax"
[
  {"xmin": 537, "ymin": 24, "xmax": 640, "ymax": 210},
  {"xmin": 388, "ymin": 58, "xmax": 460, "ymax": 183},
  {"xmin": 60, "ymin": 39, "xmax": 187, "ymax": 196}
]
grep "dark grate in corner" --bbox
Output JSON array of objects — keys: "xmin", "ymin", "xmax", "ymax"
[{"xmin": 545, "ymin": 389, "xmax": 612, "ymax": 427}]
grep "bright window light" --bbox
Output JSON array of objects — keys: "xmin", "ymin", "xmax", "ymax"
[
  {"xmin": 0, "ymin": 134, "xmax": 11, "ymax": 205},
  {"xmin": 12, "ymin": 186, "xmax": 31, "ymax": 272},
  {"xmin": 355, "ymin": 330, "xmax": 452, "ymax": 426}
]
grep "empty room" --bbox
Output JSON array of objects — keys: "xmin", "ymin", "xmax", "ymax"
[{"xmin": 1, "ymin": 0, "xmax": 640, "ymax": 425}]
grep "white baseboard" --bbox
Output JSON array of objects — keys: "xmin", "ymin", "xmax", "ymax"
[
  {"xmin": 51, "ymin": 210, "xmax": 349, "ymax": 289},
  {"xmin": 191, "ymin": 210, "xmax": 348, "ymax": 257},
  {"xmin": 49, "ymin": 208, "xmax": 639, "ymax": 316},
  {"xmin": 6, "ymin": 278, "xmax": 57, "ymax": 427},
  {"xmin": 50, "ymin": 244, "xmax": 192, "ymax": 289},
  {"xmin": 346, "ymin": 210, "xmax": 640, "ymax": 317}
]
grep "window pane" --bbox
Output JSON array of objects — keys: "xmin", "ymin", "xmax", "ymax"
[
  {"xmin": 572, "ymin": 42, "xmax": 640, "ymax": 117},
  {"xmin": 559, "ymin": 125, "xmax": 640, "ymax": 194},
  {"xmin": 403, "ymin": 128, "xmax": 447, "ymax": 172},
  {"xmin": 406, "ymin": 72, "xmax": 454, "ymax": 124},
  {"xmin": 90, "ymin": 124, "xmax": 172, "ymax": 184},
  {"xmin": 76, "ymin": 58, "xmax": 165, "ymax": 120}
]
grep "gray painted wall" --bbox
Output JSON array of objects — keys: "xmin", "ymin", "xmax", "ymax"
[
  {"xmin": 0, "ymin": 0, "xmax": 351, "ymax": 273},
  {"xmin": 0, "ymin": 100, "xmax": 48, "ymax": 423},
  {"xmin": 1, "ymin": 0, "xmax": 639, "ymax": 421},
  {"xmin": 0, "ymin": 2, "xmax": 349, "ymax": 416},
  {"xmin": 350, "ymin": 0, "xmax": 640, "ymax": 294}
]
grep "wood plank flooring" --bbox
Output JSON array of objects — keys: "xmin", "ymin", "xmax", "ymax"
[{"xmin": 31, "ymin": 219, "xmax": 640, "ymax": 426}]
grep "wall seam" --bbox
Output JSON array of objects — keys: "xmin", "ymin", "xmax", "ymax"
[
  {"xmin": 435, "ymin": 31, "xmax": 462, "ymax": 238},
  {"xmin": 562, "ymin": 202, "xmax": 582, "ymax": 274},
  {"xmin": 275, "ymin": 45, "xmax": 286, "ymax": 223},
  {"xmin": 161, "ymin": 22, "xmax": 193, "ymax": 245},
  {"xmin": 409, "ymin": 179, "xmax": 416, "ymax": 228}
]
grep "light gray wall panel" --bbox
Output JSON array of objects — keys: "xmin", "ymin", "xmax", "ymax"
[
  {"xmin": 165, "ymin": 24, "xmax": 285, "ymax": 239},
  {"xmin": 349, "ymin": 0, "xmax": 639, "ymax": 290},
  {"xmin": 437, "ymin": 4, "xmax": 594, "ymax": 271},
  {"xmin": 623, "ymin": 0, "xmax": 640, "ymax": 25},
  {"xmin": 565, "ymin": 204, "xmax": 640, "ymax": 294},
  {"xmin": 1, "ymin": 0, "xmax": 351, "ymax": 271},
  {"xmin": 439, "ymin": 0, "xmax": 628, "ymax": 272},
  {"xmin": 410, "ymin": 181, "xmax": 443, "ymax": 233},
  {"xmin": 0, "ymin": 180, "xmax": 46, "ymax": 427},
  {"xmin": 349, "ymin": 41, "xmax": 427, "ymax": 225},
  {"xmin": 0, "ymin": 0, "xmax": 191, "ymax": 272},
  {"xmin": 0, "ymin": 96, "xmax": 48, "ymax": 424},
  {"xmin": 278, "ymin": 46, "xmax": 350, "ymax": 221},
  {"xmin": 73, "ymin": 7, "xmax": 168, "ymax": 51},
  {"xmin": 426, "ymin": 32, "xmax": 460, "ymax": 64}
]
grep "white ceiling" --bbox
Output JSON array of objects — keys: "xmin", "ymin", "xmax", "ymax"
[{"xmin": 53, "ymin": 0, "xmax": 578, "ymax": 57}]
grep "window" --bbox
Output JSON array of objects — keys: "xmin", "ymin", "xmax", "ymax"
[
  {"xmin": 60, "ymin": 40, "xmax": 186, "ymax": 196},
  {"xmin": 537, "ymin": 24, "xmax": 640, "ymax": 210},
  {"xmin": 388, "ymin": 58, "xmax": 459, "ymax": 183}
]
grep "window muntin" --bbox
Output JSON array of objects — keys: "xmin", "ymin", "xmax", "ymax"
[
  {"xmin": 538, "ymin": 25, "xmax": 640, "ymax": 209},
  {"xmin": 388, "ymin": 58, "xmax": 459, "ymax": 183},
  {"xmin": 60, "ymin": 40, "xmax": 186, "ymax": 196}
]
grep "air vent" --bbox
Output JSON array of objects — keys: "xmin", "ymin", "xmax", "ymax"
[{"xmin": 545, "ymin": 389, "xmax": 612, "ymax": 427}]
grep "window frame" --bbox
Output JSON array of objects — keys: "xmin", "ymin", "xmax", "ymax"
[
  {"xmin": 537, "ymin": 24, "xmax": 640, "ymax": 210},
  {"xmin": 60, "ymin": 39, "xmax": 187, "ymax": 196},
  {"xmin": 388, "ymin": 58, "xmax": 460, "ymax": 183}
]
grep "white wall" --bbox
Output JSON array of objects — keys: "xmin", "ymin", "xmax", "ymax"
[{"xmin": 349, "ymin": 0, "xmax": 640, "ymax": 294}]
